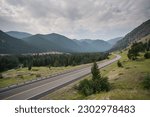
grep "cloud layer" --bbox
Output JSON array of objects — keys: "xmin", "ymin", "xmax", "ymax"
[{"xmin": 0, "ymin": 0, "xmax": 150, "ymax": 40}]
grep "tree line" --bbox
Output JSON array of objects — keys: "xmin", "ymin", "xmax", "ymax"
[{"xmin": 0, "ymin": 52, "xmax": 109, "ymax": 72}]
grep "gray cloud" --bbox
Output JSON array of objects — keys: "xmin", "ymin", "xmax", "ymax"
[{"xmin": 0, "ymin": 0, "xmax": 150, "ymax": 40}]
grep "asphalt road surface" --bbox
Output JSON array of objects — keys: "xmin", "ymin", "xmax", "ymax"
[{"xmin": 0, "ymin": 54, "xmax": 121, "ymax": 100}]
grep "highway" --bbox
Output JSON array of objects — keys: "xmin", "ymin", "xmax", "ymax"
[{"xmin": 0, "ymin": 54, "xmax": 121, "ymax": 100}]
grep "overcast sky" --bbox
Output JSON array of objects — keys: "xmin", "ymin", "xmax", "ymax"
[{"xmin": 0, "ymin": 0, "xmax": 150, "ymax": 40}]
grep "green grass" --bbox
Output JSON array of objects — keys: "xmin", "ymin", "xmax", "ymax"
[
  {"xmin": 0, "ymin": 66, "xmax": 80, "ymax": 88},
  {"xmin": 0, "ymin": 54, "xmax": 114, "ymax": 89},
  {"xmin": 41, "ymin": 51, "xmax": 150, "ymax": 100}
]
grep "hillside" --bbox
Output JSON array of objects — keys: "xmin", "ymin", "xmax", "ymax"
[
  {"xmin": 112, "ymin": 19, "xmax": 150, "ymax": 50},
  {"xmin": 24, "ymin": 33, "xmax": 112, "ymax": 53},
  {"xmin": 73, "ymin": 39, "xmax": 112, "ymax": 52},
  {"xmin": 137, "ymin": 34, "xmax": 150, "ymax": 43},
  {"xmin": 41, "ymin": 51, "xmax": 150, "ymax": 100},
  {"xmin": 23, "ymin": 33, "xmax": 82, "ymax": 52},
  {"xmin": 41, "ymin": 33, "xmax": 82, "ymax": 52},
  {"xmin": 22, "ymin": 34, "xmax": 61, "ymax": 52},
  {"xmin": 0, "ymin": 30, "xmax": 37, "ymax": 54},
  {"xmin": 6, "ymin": 31, "xmax": 32, "ymax": 39},
  {"xmin": 107, "ymin": 37, "xmax": 122, "ymax": 46}
]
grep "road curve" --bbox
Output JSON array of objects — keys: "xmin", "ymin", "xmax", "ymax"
[{"xmin": 0, "ymin": 54, "xmax": 121, "ymax": 100}]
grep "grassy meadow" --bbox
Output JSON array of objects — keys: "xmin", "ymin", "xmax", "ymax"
[
  {"xmin": 0, "ymin": 54, "xmax": 115, "ymax": 89},
  {"xmin": 41, "ymin": 51, "xmax": 150, "ymax": 100},
  {"xmin": 0, "ymin": 66, "xmax": 78, "ymax": 88}
]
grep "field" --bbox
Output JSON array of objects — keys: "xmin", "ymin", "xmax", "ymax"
[
  {"xmin": 41, "ymin": 51, "xmax": 150, "ymax": 100},
  {"xmin": 0, "ymin": 66, "xmax": 80, "ymax": 88},
  {"xmin": 0, "ymin": 54, "xmax": 115, "ymax": 89}
]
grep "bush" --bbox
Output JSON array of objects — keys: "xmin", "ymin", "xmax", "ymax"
[
  {"xmin": 0, "ymin": 73, "xmax": 3, "ymax": 79},
  {"xmin": 28, "ymin": 64, "xmax": 32, "ymax": 70},
  {"xmin": 78, "ymin": 79, "xmax": 93, "ymax": 96},
  {"xmin": 77, "ymin": 62, "xmax": 111, "ymax": 96},
  {"xmin": 99, "ymin": 77, "xmax": 111, "ymax": 92},
  {"xmin": 36, "ymin": 74, "xmax": 41, "ymax": 78},
  {"xmin": 17, "ymin": 74, "xmax": 24, "ymax": 79},
  {"xmin": 117, "ymin": 60, "xmax": 123, "ymax": 67},
  {"xmin": 144, "ymin": 52, "xmax": 150, "ymax": 59},
  {"xmin": 48, "ymin": 65, "xmax": 51, "ymax": 70},
  {"xmin": 78, "ymin": 78, "xmax": 111, "ymax": 96},
  {"xmin": 142, "ymin": 74, "xmax": 150, "ymax": 89}
]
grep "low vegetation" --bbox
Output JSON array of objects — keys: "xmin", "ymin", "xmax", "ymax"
[
  {"xmin": 0, "ymin": 66, "xmax": 80, "ymax": 88},
  {"xmin": 128, "ymin": 41, "xmax": 150, "ymax": 60},
  {"xmin": 117, "ymin": 60, "xmax": 123, "ymax": 67},
  {"xmin": 77, "ymin": 62, "xmax": 110, "ymax": 96},
  {"xmin": 144, "ymin": 52, "xmax": 150, "ymax": 59},
  {"xmin": 41, "ymin": 50, "xmax": 150, "ymax": 100},
  {"xmin": 142, "ymin": 74, "xmax": 150, "ymax": 89}
]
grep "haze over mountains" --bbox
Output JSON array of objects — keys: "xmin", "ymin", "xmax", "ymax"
[
  {"xmin": 0, "ymin": 19, "xmax": 150, "ymax": 54},
  {"xmin": 107, "ymin": 37, "xmax": 123, "ymax": 46},
  {"xmin": 6, "ymin": 31, "xmax": 32, "ymax": 39},
  {"xmin": 0, "ymin": 31, "xmax": 115, "ymax": 54}
]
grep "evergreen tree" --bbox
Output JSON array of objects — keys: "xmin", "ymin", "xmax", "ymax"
[
  {"xmin": 127, "ymin": 42, "xmax": 145, "ymax": 60},
  {"xmin": 91, "ymin": 62, "xmax": 101, "ymax": 80},
  {"xmin": 28, "ymin": 60, "xmax": 32, "ymax": 71}
]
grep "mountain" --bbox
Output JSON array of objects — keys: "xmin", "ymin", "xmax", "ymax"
[
  {"xmin": 0, "ymin": 30, "xmax": 37, "ymax": 54},
  {"xmin": 6, "ymin": 31, "xmax": 32, "ymax": 39},
  {"xmin": 107, "ymin": 37, "xmax": 122, "ymax": 46},
  {"xmin": 1, "ymin": 30, "xmax": 114, "ymax": 54},
  {"xmin": 22, "ymin": 34, "xmax": 58, "ymax": 52},
  {"xmin": 112, "ymin": 19, "xmax": 150, "ymax": 50},
  {"xmin": 74, "ymin": 39, "xmax": 112, "ymax": 52},
  {"xmin": 40, "ymin": 33, "xmax": 82, "ymax": 52},
  {"xmin": 23, "ymin": 33, "xmax": 82, "ymax": 52},
  {"xmin": 23, "ymin": 33, "xmax": 111, "ymax": 53}
]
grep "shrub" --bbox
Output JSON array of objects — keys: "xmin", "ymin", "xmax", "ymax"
[
  {"xmin": 0, "ymin": 73, "xmax": 3, "ymax": 79},
  {"xmin": 78, "ymin": 79, "xmax": 94, "ymax": 96},
  {"xmin": 17, "ymin": 74, "xmax": 24, "ymax": 79},
  {"xmin": 28, "ymin": 64, "xmax": 32, "ymax": 70},
  {"xmin": 36, "ymin": 74, "xmax": 41, "ymax": 78},
  {"xmin": 142, "ymin": 74, "xmax": 150, "ymax": 89},
  {"xmin": 48, "ymin": 65, "xmax": 51, "ymax": 70},
  {"xmin": 99, "ymin": 77, "xmax": 111, "ymax": 92},
  {"xmin": 32, "ymin": 69, "xmax": 38, "ymax": 71},
  {"xmin": 144, "ymin": 52, "xmax": 150, "ymax": 59},
  {"xmin": 117, "ymin": 60, "xmax": 123, "ymax": 67},
  {"xmin": 77, "ymin": 62, "xmax": 111, "ymax": 96}
]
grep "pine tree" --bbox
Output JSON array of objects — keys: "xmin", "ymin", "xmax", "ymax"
[
  {"xmin": 91, "ymin": 62, "xmax": 101, "ymax": 81},
  {"xmin": 28, "ymin": 60, "xmax": 32, "ymax": 71}
]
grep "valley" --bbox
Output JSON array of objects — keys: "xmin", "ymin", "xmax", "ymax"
[
  {"xmin": 0, "ymin": 18, "xmax": 150, "ymax": 100},
  {"xmin": 0, "ymin": 54, "xmax": 119, "ymax": 100},
  {"xmin": 41, "ymin": 51, "xmax": 150, "ymax": 100}
]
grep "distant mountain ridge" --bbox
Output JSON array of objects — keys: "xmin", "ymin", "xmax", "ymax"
[
  {"xmin": 23, "ymin": 33, "xmax": 82, "ymax": 52},
  {"xmin": 0, "ymin": 30, "xmax": 38, "ymax": 54},
  {"xmin": 0, "ymin": 30, "xmax": 113, "ymax": 54},
  {"xmin": 73, "ymin": 39, "xmax": 112, "ymax": 52},
  {"xmin": 6, "ymin": 31, "xmax": 32, "ymax": 39},
  {"xmin": 112, "ymin": 19, "xmax": 150, "ymax": 50},
  {"xmin": 107, "ymin": 37, "xmax": 122, "ymax": 46}
]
